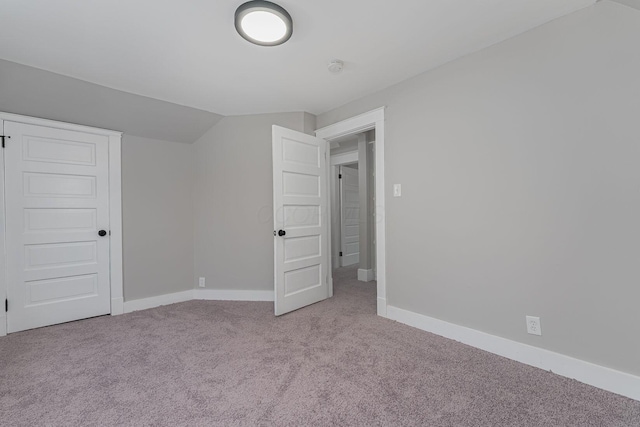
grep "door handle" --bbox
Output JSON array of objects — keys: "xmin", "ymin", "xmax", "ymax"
[
  {"xmin": 98, "ymin": 230, "xmax": 108, "ymax": 237},
  {"xmin": 278, "ymin": 230, "xmax": 286, "ymax": 237}
]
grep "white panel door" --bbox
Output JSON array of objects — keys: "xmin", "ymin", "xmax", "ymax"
[
  {"xmin": 4, "ymin": 121, "xmax": 111, "ymax": 333},
  {"xmin": 272, "ymin": 126, "xmax": 329, "ymax": 316},
  {"xmin": 340, "ymin": 165, "xmax": 360, "ymax": 267}
]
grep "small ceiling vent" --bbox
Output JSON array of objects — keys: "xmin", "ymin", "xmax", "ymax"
[{"xmin": 328, "ymin": 59, "xmax": 344, "ymax": 73}]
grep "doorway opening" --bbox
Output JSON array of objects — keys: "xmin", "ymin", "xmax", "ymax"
[
  {"xmin": 271, "ymin": 108, "xmax": 385, "ymax": 317},
  {"xmin": 329, "ymin": 132, "xmax": 376, "ymax": 302},
  {"xmin": 316, "ymin": 107, "xmax": 387, "ymax": 317}
]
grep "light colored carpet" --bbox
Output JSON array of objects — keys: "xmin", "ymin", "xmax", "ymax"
[{"xmin": 1, "ymin": 266, "xmax": 639, "ymax": 426}]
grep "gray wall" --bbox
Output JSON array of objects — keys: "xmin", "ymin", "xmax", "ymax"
[
  {"xmin": 303, "ymin": 112, "xmax": 317, "ymax": 136},
  {"xmin": 122, "ymin": 135, "xmax": 195, "ymax": 301},
  {"xmin": 366, "ymin": 131, "xmax": 376, "ymax": 276},
  {"xmin": 317, "ymin": 1, "xmax": 640, "ymax": 376},
  {"xmin": 357, "ymin": 134, "xmax": 373, "ymax": 274},
  {"xmin": 193, "ymin": 112, "xmax": 311, "ymax": 292},
  {"xmin": 330, "ymin": 165, "xmax": 343, "ymax": 271}
]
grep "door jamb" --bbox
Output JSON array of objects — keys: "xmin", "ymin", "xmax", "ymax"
[
  {"xmin": 0, "ymin": 118, "xmax": 6, "ymax": 336},
  {"xmin": 315, "ymin": 107, "xmax": 387, "ymax": 317},
  {"xmin": 0, "ymin": 112, "xmax": 124, "ymax": 336}
]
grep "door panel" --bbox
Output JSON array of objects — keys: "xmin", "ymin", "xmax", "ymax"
[
  {"xmin": 282, "ymin": 172, "xmax": 320, "ymax": 196},
  {"xmin": 25, "ymin": 241, "xmax": 97, "ymax": 271},
  {"xmin": 26, "ymin": 274, "xmax": 98, "ymax": 306},
  {"xmin": 23, "ymin": 172, "xmax": 97, "ymax": 198},
  {"xmin": 22, "ymin": 136, "xmax": 97, "ymax": 165},
  {"xmin": 273, "ymin": 126, "xmax": 329, "ymax": 316},
  {"xmin": 24, "ymin": 208, "xmax": 97, "ymax": 232},
  {"xmin": 4, "ymin": 121, "xmax": 111, "ymax": 333},
  {"xmin": 340, "ymin": 166, "xmax": 360, "ymax": 266},
  {"xmin": 284, "ymin": 236, "xmax": 321, "ymax": 262}
]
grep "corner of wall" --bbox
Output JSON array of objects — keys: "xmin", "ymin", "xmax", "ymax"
[{"xmin": 303, "ymin": 112, "xmax": 317, "ymax": 135}]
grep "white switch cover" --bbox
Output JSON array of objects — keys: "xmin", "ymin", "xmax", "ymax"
[
  {"xmin": 199, "ymin": 277, "xmax": 206, "ymax": 288},
  {"xmin": 393, "ymin": 184, "xmax": 402, "ymax": 197},
  {"xmin": 526, "ymin": 316, "xmax": 542, "ymax": 336}
]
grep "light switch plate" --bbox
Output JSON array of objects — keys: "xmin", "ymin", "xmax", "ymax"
[{"xmin": 393, "ymin": 184, "xmax": 402, "ymax": 197}]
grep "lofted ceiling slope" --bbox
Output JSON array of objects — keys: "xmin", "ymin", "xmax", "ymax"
[
  {"xmin": 0, "ymin": 0, "xmax": 595, "ymax": 117},
  {"xmin": 0, "ymin": 59, "xmax": 222, "ymax": 143}
]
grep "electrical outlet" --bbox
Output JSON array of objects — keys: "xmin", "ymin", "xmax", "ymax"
[
  {"xmin": 198, "ymin": 277, "xmax": 206, "ymax": 288},
  {"xmin": 526, "ymin": 316, "xmax": 542, "ymax": 336}
]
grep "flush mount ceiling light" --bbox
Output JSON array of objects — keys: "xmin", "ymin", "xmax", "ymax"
[{"xmin": 235, "ymin": 1, "xmax": 293, "ymax": 46}]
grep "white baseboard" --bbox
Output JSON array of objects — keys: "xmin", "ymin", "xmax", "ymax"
[
  {"xmin": 121, "ymin": 288, "xmax": 274, "ymax": 314},
  {"xmin": 110, "ymin": 297, "xmax": 124, "ymax": 316},
  {"xmin": 123, "ymin": 290, "xmax": 195, "ymax": 314},
  {"xmin": 196, "ymin": 289, "xmax": 274, "ymax": 301},
  {"xmin": 386, "ymin": 305, "xmax": 640, "ymax": 402},
  {"xmin": 0, "ymin": 314, "xmax": 6, "ymax": 337},
  {"xmin": 377, "ymin": 298, "xmax": 387, "ymax": 317},
  {"xmin": 358, "ymin": 269, "xmax": 375, "ymax": 282}
]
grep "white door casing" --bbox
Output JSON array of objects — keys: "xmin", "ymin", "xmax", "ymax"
[
  {"xmin": 315, "ymin": 107, "xmax": 386, "ymax": 317},
  {"xmin": 4, "ymin": 121, "xmax": 112, "ymax": 333},
  {"xmin": 272, "ymin": 125, "xmax": 329, "ymax": 316},
  {"xmin": 340, "ymin": 165, "xmax": 359, "ymax": 266}
]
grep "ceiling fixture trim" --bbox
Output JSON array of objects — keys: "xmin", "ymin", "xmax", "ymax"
[{"xmin": 235, "ymin": 1, "xmax": 293, "ymax": 47}]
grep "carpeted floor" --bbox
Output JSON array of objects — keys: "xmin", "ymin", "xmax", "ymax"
[{"xmin": 1, "ymin": 266, "xmax": 639, "ymax": 426}]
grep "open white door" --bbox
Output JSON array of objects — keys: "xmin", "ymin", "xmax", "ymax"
[
  {"xmin": 272, "ymin": 125, "xmax": 329, "ymax": 316},
  {"xmin": 340, "ymin": 165, "xmax": 359, "ymax": 267}
]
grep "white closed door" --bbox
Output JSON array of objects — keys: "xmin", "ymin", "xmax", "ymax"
[
  {"xmin": 340, "ymin": 165, "xmax": 359, "ymax": 267},
  {"xmin": 272, "ymin": 125, "xmax": 329, "ymax": 316},
  {"xmin": 4, "ymin": 121, "xmax": 111, "ymax": 333}
]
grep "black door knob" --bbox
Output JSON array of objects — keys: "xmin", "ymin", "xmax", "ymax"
[
  {"xmin": 278, "ymin": 230, "xmax": 286, "ymax": 237},
  {"xmin": 98, "ymin": 230, "xmax": 107, "ymax": 237}
]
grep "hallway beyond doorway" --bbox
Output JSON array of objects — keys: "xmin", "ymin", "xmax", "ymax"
[{"xmin": 333, "ymin": 265, "xmax": 376, "ymax": 310}]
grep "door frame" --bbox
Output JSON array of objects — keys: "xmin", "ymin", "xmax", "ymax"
[
  {"xmin": 315, "ymin": 107, "xmax": 387, "ymax": 317},
  {"xmin": 0, "ymin": 112, "xmax": 124, "ymax": 336}
]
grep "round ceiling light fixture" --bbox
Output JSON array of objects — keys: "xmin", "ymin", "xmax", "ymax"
[{"xmin": 235, "ymin": 1, "xmax": 293, "ymax": 46}]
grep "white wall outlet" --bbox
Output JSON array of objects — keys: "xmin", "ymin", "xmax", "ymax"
[
  {"xmin": 526, "ymin": 316, "xmax": 542, "ymax": 336},
  {"xmin": 198, "ymin": 277, "xmax": 206, "ymax": 288},
  {"xmin": 393, "ymin": 184, "xmax": 402, "ymax": 197}
]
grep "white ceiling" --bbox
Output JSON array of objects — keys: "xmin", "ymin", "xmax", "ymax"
[{"xmin": 0, "ymin": 0, "xmax": 595, "ymax": 116}]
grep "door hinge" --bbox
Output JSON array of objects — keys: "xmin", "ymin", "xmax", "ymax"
[
  {"xmin": 0, "ymin": 135, "xmax": 10, "ymax": 148},
  {"xmin": 338, "ymin": 174, "xmax": 342, "ymax": 179},
  {"xmin": 339, "ymin": 252, "xmax": 343, "ymax": 257},
  {"xmin": 5, "ymin": 299, "xmax": 7, "ymax": 312}
]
